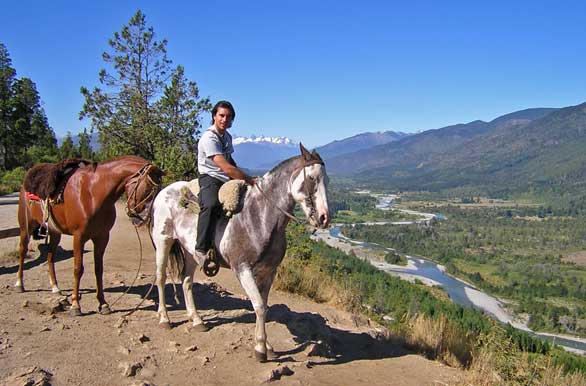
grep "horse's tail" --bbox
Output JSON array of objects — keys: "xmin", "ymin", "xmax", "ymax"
[{"xmin": 168, "ymin": 240, "xmax": 185, "ymax": 283}]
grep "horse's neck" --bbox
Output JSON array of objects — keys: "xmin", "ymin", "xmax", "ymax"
[
  {"xmin": 235, "ymin": 162, "xmax": 298, "ymax": 236},
  {"xmin": 98, "ymin": 159, "xmax": 142, "ymax": 200}
]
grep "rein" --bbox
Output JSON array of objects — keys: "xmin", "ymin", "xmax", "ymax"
[
  {"xmin": 109, "ymin": 163, "xmax": 161, "ymax": 318},
  {"xmin": 255, "ymin": 183, "xmax": 305, "ymax": 225}
]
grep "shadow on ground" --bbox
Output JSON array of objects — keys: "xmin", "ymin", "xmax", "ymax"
[
  {"xmin": 102, "ymin": 281, "xmax": 408, "ymax": 365},
  {"xmin": 0, "ymin": 244, "xmax": 75, "ymax": 276}
]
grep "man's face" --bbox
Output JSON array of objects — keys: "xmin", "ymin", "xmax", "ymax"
[{"xmin": 214, "ymin": 107, "xmax": 233, "ymax": 133}]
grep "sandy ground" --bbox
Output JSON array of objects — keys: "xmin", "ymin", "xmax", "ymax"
[
  {"xmin": 0, "ymin": 202, "xmax": 462, "ymax": 386},
  {"xmin": 563, "ymin": 251, "xmax": 586, "ymax": 267}
]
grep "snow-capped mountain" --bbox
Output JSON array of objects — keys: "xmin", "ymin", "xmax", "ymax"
[
  {"xmin": 232, "ymin": 135, "xmax": 299, "ymax": 170},
  {"xmin": 233, "ymin": 135, "xmax": 294, "ymax": 146}
]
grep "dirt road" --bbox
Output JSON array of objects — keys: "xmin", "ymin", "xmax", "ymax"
[{"xmin": 0, "ymin": 201, "xmax": 462, "ymax": 386}]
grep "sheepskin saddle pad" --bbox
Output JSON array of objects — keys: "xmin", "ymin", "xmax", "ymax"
[
  {"xmin": 23, "ymin": 158, "xmax": 93, "ymax": 201},
  {"xmin": 179, "ymin": 179, "xmax": 247, "ymax": 217}
]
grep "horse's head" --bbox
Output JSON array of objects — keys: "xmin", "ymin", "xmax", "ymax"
[
  {"xmin": 125, "ymin": 163, "xmax": 164, "ymax": 226},
  {"xmin": 290, "ymin": 144, "xmax": 330, "ymax": 228}
]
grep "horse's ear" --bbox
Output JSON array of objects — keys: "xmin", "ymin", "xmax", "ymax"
[{"xmin": 300, "ymin": 143, "xmax": 311, "ymax": 161}]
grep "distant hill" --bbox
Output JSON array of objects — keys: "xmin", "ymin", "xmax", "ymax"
[
  {"xmin": 316, "ymin": 131, "xmax": 409, "ymax": 159},
  {"xmin": 406, "ymin": 102, "xmax": 586, "ymax": 196},
  {"xmin": 328, "ymin": 103, "xmax": 586, "ymax": 207},
  {"xmin": 328, "ymin": 108, "xmax": 557, "ymax": 180}
]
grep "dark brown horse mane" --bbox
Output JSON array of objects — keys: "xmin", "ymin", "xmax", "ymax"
[{"xmin": 23, "ymin": 158, "xmax": 95, "ymax": 200}]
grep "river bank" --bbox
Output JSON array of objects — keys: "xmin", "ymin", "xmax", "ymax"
[{"xmin": 315, "ymin": 193, "xmax": 586, "ymax": 355}]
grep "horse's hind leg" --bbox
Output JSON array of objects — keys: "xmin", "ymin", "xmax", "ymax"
[
  {"xmin": 92, "ymin": 234, "xmax": 111, "ymax": 315},
  {"xmin": 237, "ymin": 265, "xmax": 269, "ymax": 362},
  {"xmin": 182, "ymin": 253, "xmax": 207, "ymax": 331},
  {"xmin": 47, "ymin": 231, "xmax": 62, "ymax": 294}
]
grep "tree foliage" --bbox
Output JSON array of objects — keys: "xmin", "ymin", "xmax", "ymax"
[
  {"xmin": 80, "ymin": 10, "xmax": 210, "ymax": 178},
  {"xmin": 77, "ymin": 129, "xmax": 94, "ymax": 159},
  {"xmin": 0, "ymin": 43, "xmax": 56, "ymax": 169}
]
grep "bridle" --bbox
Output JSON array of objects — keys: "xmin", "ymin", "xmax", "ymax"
[
  {"xmin": 255, "ymin": 157, "xmax": 325, "ymax": 227},
  {"xmin": 125, "ymin": 163, "xmax": 161, "ymax": 225},
  {"xmin": 300, "ymin": 158, "xmax": 324, "ymax": 226}
]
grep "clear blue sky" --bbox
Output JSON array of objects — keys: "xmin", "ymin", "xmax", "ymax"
[{"xmin": 1, "ymin": 0, "xmax": 585, "ymax": 147}]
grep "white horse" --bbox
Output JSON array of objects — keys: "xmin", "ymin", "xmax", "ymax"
[{"xmin": 150, "ymin": 144, "xmax": 330, "ymax": 361}]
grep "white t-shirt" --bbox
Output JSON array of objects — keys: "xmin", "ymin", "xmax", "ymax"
[{"xmin": 197, "ymin": 126, "xmax": 234, "ymax": 182}]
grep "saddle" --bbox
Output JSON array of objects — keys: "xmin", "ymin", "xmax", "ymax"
[
  {"xmin": 23, "ymin": 158, "xmax": 93, "ymax": 202},
  {"xmin": 23, "ymin": 158, "xmax": 93, "ymax": 239},
  {"xmin": 179, "ymin": 179, "xmax": 247, "ymax": 277},
  {"xmin": 179, "ymin": 179, "xmax": 247, "ymax": 217}
]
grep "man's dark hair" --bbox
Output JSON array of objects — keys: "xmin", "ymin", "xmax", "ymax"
[{"xmin": 211, "ymin": 100, "xmax": 236, "ymax": 124}]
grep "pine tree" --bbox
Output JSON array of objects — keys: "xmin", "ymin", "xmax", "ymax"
[
  {"xmin": 77, "ymin": 128, "xmax": 94, "ymax": 159},
  {"xmin": 80, "ymin": 10, "xmax": 210, "ymax": 177},
  {"xmin": 155, "ymin": 65, "xmax": 210, "ymax": 178},
  {"xmin": 59, "ymin": 133, "xmax": 76, "ymax": 159},
  {"xmin": 0, "ymin": 43, "xmax": 56, "ymax": 169},
  {"xmin": 0, "ymin": 43, "xmax": 16, "ymax": 169}
]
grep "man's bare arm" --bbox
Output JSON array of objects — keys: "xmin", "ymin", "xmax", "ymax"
[{"xmin": 211, "ymin": 154, "xmax": 256, "ymax": 185}]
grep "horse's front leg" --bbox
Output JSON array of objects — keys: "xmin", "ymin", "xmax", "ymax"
[
  {"xmin": 70, "ymin": 233, "xmax": 85, "ymax": 316},
  {"xmin": 259, "ymin": 271, "xmax": 277, "ymax": 359},
  {"xmin": 183, "ymin": 254, "xmax": 207, "ymax": 331},
  {"xmin": 92, "ymin": 234, "xmax": 111, "ymax": 315},
  {"xmin": 155, "ymin": 238, "xmax": 173, "ymax": 328},
  {"xmin": 47, "ymin": 231, "xmax": 62, "ymax": 294},
  {"xmin": 15, "ymin": 224, "xmax": 31, "ymax": 292},
  {"xmin": 15, "ymin": 196, "xmax": 33, "ymax": 292},
  {"xmin": 237, "ymin": 265, "xmax": 269, "ymax": 362}
]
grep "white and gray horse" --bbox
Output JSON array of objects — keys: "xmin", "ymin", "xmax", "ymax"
[{"xmin": 150, "ymin": 144, "xmax": 330, "ymax": 361}]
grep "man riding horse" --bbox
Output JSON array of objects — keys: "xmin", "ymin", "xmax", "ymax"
[{"xmin": 195, "ymin": 100, "xmax": 256, "ymax": 264}]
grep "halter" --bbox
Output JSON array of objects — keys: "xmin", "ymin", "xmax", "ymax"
[{"xmin": 125, "ymin": 163, "xmax": 161, "ymax": 225}]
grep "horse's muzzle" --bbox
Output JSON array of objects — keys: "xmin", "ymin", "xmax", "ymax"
[{"xmin": 316, "ymin": 211, "xmax": 330, "ymax": 229}]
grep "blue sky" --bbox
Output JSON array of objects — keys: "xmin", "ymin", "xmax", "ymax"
[{"xmin": 1, "ymin": 0, "xmax": 585, "ymax": 147}]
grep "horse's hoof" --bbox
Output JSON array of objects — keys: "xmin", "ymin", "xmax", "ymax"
[
  {"xmin": 69, "ymin": 307, "xmax": 83, "ymax": 317},
  {"xmin": 14, "ymin": 285, "xmax": 24, "ymax": 293},
  {"xmin": 159, "ymin": 322, "xmax": 172, "ymax": 330},
  {"xmin": 266, "ymin": 348, "xmax": 278, "ymax": 360},
  {"xmin": 99, "ymin": 304, "xmax": 112, "ymax": 315},
  {"xmin": 52, "ymin": 288, "xmax": 64, "ymax": 296},
  {"xmin": 190, "ymin": 323, "xmax": 209, "ymax": 332},
  {"xmin": 254, "ymin": 350, "xmax": 268, "ymax": 363}
]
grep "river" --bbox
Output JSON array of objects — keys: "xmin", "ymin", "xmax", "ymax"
[{"xmin": 313, "ymin": 193, "xmax": 586, "ymax": 354}]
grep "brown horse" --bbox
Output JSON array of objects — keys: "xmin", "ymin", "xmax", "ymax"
[{"xmin": 15, "ymin": 155, "xmax": 163, "ymax": 316}]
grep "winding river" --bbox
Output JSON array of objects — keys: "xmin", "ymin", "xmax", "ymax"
[{"xmin": 312, "ymin": 194, "xmax": 586, "ymax": 354}]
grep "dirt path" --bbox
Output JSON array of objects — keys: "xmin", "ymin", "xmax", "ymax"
[{"xmin": 0, "ymin": 202, "xmax": 462, "ymax": 386}]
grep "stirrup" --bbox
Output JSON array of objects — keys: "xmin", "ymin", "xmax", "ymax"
[
  {"xmin": 203, "ymin": 249, "xmax": 220, "ymax": 277},
  {"xmin": 37, "ymin": 225, "xmax": 49, "ymax": 238}
]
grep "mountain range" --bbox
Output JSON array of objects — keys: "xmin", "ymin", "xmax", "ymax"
[
  {"xmin": 63, "ymin": 100, "xmax": 586, "ymax": 205},
  {"xmin": 328, "ymin": 102, "xmax": 586, "ymax": 203},
  {"xmin": 233, "ymin": 131, "xmax": 408, "ymax": 169}
]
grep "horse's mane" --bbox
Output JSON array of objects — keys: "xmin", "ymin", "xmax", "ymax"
[
  {"xmin": 266, "ymin": 155, "xmax": 302, "ymax": 176},
  {"xmin": 265, "ymin": 148, "xmax": 325, "ymax": 177}
]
